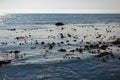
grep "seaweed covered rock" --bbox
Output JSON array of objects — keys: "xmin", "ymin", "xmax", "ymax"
[
  {"xmin": 55, "ymin": 22, "xmax": 64, "ymax": 26},
  {"xmin": 99, "ymin": 45, "xmax": 108, "ymax": 50},
  {"xmin": 0, "ymin": 60, "xmax": 11, "ymax": 64},
  {"xmin": 111, "ymin": 38, "xmax": 120, "ymax": 45},
  {"xmin": 95, "ymin": 51, "xmax": 111, "ymax": 57}
]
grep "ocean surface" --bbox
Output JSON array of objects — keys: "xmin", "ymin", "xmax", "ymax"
[
  {"xmin": 0, "ymin": 14, "xmax": 120, "ymax": 29},
  {"xmin": 0, "ymin": 14, "xmax": 120, "ymax": 80}
]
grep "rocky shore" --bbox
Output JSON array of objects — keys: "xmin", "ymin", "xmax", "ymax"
[{"xmin": 0, "ymin": 23, "xmax": 120, "ymax": 66}]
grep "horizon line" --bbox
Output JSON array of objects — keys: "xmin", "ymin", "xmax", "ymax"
[
  {"xmin": 1, "ymin": 12, "xmax": 120, "ymax": 14},
  {"xmin": 0, "ymin": 9, "xmax": 120, "ymax": 14}
]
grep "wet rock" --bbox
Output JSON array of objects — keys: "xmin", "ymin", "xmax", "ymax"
[
  {"xmin": 60, "ymin": 41, "xmax": 64, "ymax": 44},
  {"xmin": 85, "ymin": 44, "xmax": 99, "ymax": 50},
  {"xmin": 95, "ymin": 51, "xmax": 111, "ymax": 57},
  {"xmin": 41, "ymin": 42, "xmax": 45, "ymax": 45},
  {"xmin": 67, "ymin": 34, "xmax": 72, "ymax": 38},
  {"xmin": 49, "ymin": 45, "xmax": 53, "ymax": 49},
  {"xmin": 96, "ymin": 34, "xmax": 101, "ymax": 38},
  {"xmin": 99, "ymin": 45, "xmax": 108, "ymax": 50},
  {"xmin": 57, "ymin": 49, "xmax": 67, "ymax": 52},
  {"xmin": 1, "ymin": 42, "xmax": 8, "ymax": 45},
  {"xmin": 70, "ymin": 49, "xmax": 75, "ymax": 52},
  {"xmin": 61, "ymin": 27, "xmax": 64, "ymax": 30},
  {"xmin": 74, "ymin": 40, "xmax": 77, "ymax": 42},
  {"xmin": 60, "ymin": 33, "xmax": 64, "ymax": 39},
  {"xmin": 13, "ymin": 50, "xmax": 20, "ymax": 54},
  {"xmin": 15, "ymin": 36, "xmax": 25, "ymax": 40},
  {"xmin": 19, "ymin": 43, "xmax": 24, "ymax": 45},
  {"xmin": 8, "ymin": 28, "xmax": 16, "ymax": 31},
  {"xmin": 111, "ymin": 38, "xmax": 120, "ymax": 45},
  {"xmin": 55, "ymin": 22, "xmax": 64, "ymax": 26},
  {"xmin": 0, "ymin": 60, "xmax": 11, "ymax": 64},
  {"xmin": 47, "ymin": 42, "xmax": 56, "ymax": 49},
  {"xmin": 76, "ymin": 48, "xmax": 83, "ymax": 53},
  {"xmin": 66, "ymin": 40, "xmax": 69, "ymax": 43}
]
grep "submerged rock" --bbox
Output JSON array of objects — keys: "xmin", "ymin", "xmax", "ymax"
[{"xmin": 101, "ymin": 57, "xmax": 108, "ymax": 62}]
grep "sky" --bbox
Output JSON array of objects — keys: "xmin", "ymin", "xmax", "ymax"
[{"xmin": 0, "ymin": 0, "xmax": 120, "ymax": 13}]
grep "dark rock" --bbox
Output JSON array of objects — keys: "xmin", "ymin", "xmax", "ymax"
[
  {"xmin": 66, "ymin": 40, "xmax": 69, "ymax": 43},
  {"xmin": 0, "ymin": 60, "xmax": 11, "ymax": 64},
  {"xmin": 111, "ymin": 38, "xmax": 120, "ymax": 45},
  {"xmin": 76, "ymin": 48, "xmax": 83, "ymax": 53},
  {"xmin": 86, "ymin": 42, "xmax": 90, "ymax": 44},
  {"xmin": 99, "ymin": 45, "xmax": 108, "ymax": 50},
  {"xmin": 70, "ymin": 49, "xmax": 75, "ymax": 52},
  {"xmin": 57, "ymin": 49, "xmax": 66, "ymax": 52},
  {"xmin": 55, "ymin": 22, "xmax": 64, "ymax": 26},
  {"xmin": 8, "ymin": 28, "xmax": 16, "ymax": 31},
  {"xmin": 76, "ymin": 57, "xmax": 80, "ymax": 59},
  {"xmin": 67, "ymin": 34, "xmax": 72, "ymax": 38},
  {"xmin": 74, "ymin": 40, "xmax": 77, "ymax": 42},
  {"xmin": 15, "ymin": 36, "xmax": 25, "ymax": 40},
  {"xmin": 60, "ymin": 41, "xmax": 64, "ymax": 44},
  {"xmin": 49, "ymin": 44, "xmax": 54, "ymax": 49},
  {"xmin": 95, "ymin": 51, "xmax": 111, "ymax": 57},
  {"xmin": 85, "ymin": 44, "xmax": 99, "ymax": 49},
  {"xmin": 61, "ymin": 27, "xmax": 64, "ymax": 30},
  {"xmin": 41, "ymin": 42, "xmax": 45, "ymax": 45},
  {"xmin": 10, "ymin": 50, "xmax": 20, "ymax": 54},
  {"xmin": 60, "ymin": 33, "xmax": 64, "ymax": 39},
  {"xmin": 96, "ymin": 34, "xmax": 101, "ymax": 38}
]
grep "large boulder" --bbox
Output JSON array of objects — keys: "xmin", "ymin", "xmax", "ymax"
[{"xmin": 55, "ymin": 22, "xmax": 64, "ymax": 26}]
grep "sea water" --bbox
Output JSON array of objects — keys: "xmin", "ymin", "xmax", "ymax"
[
  {"xmin": 0, "ymin": 14, "xmax": 120, "ymax": 80},
  {"xmin": 0, "ymin": 14, "xmax": 120, "ymax": 29}
]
